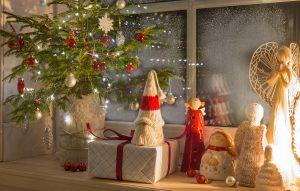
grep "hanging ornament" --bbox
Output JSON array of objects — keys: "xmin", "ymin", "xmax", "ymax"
[
  {"xmin": 43, "ymin": 127, "xmax": 53, "ymax": 150},
  {"xmin": 35, "ymin": 109, "xmax": 43, "ymax": 120},
  {"xmin": 65, "ymin": 73, "xmax": 77, "ymax": 88},
  {"xmin": 186, "ymin": 169, "xmax": 196, "ymax": 177},
  {"xmin": 129, "ymin": 102, "xmax": 139, "ymax": 111},
  {"xmin": 27, "ymin": 55, "xmax": 36, "ymax": 66},
  {"xmin": 7, "ymin": 40, "xmax": 15, "ymax": 49},
  {"xmin": 100, "ymin": 35, "xmax": 110, "ymax": 46},
  {"xmin": 77, "ymin": 162, "xmax": 87, "ymax": 171},
  {"xmin": 98, "ymin": 13, "xmax": 114, "ymax": 34},
  {"xmin": 17, "ymin": 37, "xmax": 25, "ymax": 50},
  {"xmin": 196, "ymin": 175, "xmax": 209, "ymax": 184},
  {"xmin": 166, "ymin": 92, "xmax": 176, "ymax": 105},
  {"xmin": 135, "ymin": 33, "xmax": 145, "ymax": 42},
  {"xmin": 116, "ymin": 0, "xmax": 126, "ymax": 9},
  {"xmin": 125, "ymin": 63, "xmax": 135, "ymax": 73},
  {"xmin": 225, "ymin": 176, "xmax": 238, "ymax": 187},
  {"xmin": 67, "ymin": 35, "xmax": 76, "ymax": 48},
  {"xmin": 17, "ymin": 78, "xmax": 25, "ymax": 94},
  {"xmin": 92, "ymin": 60, "xmax": 106, "ymax": 71},
  {"xmin": 116, "ymin": 31, "xmax": 125, "ymax": 46}
]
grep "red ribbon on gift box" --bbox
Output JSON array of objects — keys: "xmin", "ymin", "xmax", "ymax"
[{"xmin": 87, "ymin": 123, "xmax": 172, "ymax": 181}]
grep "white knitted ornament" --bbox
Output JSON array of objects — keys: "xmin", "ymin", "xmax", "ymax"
[{"xmin": 132, "ymin": 70, "xmax": 166, "ymax": 146}]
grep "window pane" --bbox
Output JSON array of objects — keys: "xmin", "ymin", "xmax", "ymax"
[
  {"xmin": 106, "ymin": 11, "xmax": 187, "ymax": 124},
  {"xmin": 197, "ymin": 2, "xmax": 300, "ymax": 127}
]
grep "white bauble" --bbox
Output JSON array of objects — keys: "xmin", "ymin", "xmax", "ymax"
[
  {"xmin": 35, "ymin": 109, "xmax": 43, "ymax": 120},
  {"xmin": 116, "ymin": 0, "xmax": 126, "ymax": 9},
  {"xmin": 65, "ymin": 73, "xmax": 77, "ymax": 88},
  {"xmin": 130, "ymin": 102, "xmax": 139, "ymax": 111},
  {"xmin": 166, "ymin": 92, "xmax": 176, "ymax": 105},
  {"xmin": 116, "ymin": 31, "xmax": 125, "ymax": 46},
  {"xmin": 225, "ymin": 176, "xmax": 237, "ymax": 187}
]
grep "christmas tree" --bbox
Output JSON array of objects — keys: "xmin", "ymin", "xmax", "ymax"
[{"xmin": 0, "ymin": 0, "xmax": 179, "ymax": 124}]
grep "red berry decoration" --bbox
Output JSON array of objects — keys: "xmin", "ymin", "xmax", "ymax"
[
  {"xmin": 17, "ymin": 78, "xmax": 25, "ymax": 94},
  {"xmin": 196, "ymin": 174, "xmax": 207, "ymax": 184},
  {"xmin": 92, "ymin": 60, "xmax": 106, "ymax": 71},
  {"xmin": 77, "ymin": 162, "xmax": 87, "ymax": 172},
  {"xmin": 135, "ymin": 33, "xmax": 145, "ymax": 42},
  {"xmin": 125, "ymin": 63, "xmax": 135, "ymax": 73},
  {"xmin": 186, "ymin": 169, "xmax": 196, "ymax": 177},
  {"xmin": 27, "ymin": 55, "xmax": 36, "ymax": 66},
  {"xmin": 7, "ymin": 41, "xmax": 15, "ymax": 49},
  {"xmin": 17, "ymin": 37, "xmax": 25, "ymax": 50},
  {"xmin": 64, "ymin": 162, "xmax": 72, "ymax": 171},
  {"xmin": 70, "ymin": 163, "xmax": 78, "ymax": 172},
  {"xmin": 100, "ymin": 35, "xmax": 110, "ymax": 46},
  {"xmin": 67, "ymin": 36, "xmax": 76, "ymax": 48}
]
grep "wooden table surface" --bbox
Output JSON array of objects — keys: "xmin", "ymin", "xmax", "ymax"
[{"xmin": 0, "ymin": 155, "xmax": 297, "ymax": 191}]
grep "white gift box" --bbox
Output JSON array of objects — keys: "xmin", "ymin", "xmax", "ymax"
[{"xmin": 88, "ymin": 139, "xmax": 179, "ymax": 183}]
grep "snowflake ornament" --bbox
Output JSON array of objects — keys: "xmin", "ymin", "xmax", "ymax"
[{"xmin": 98, "ymin": 13, "xmax": 114, "ymax": 34}]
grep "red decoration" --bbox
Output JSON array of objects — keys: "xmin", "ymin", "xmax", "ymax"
[
  {"xmin": 17, "ymin": 37, "xmax": 25, "ymax": 50},
  {"xmin": 27, "ymin": 55, "xmax": 36, "ymax": 66},
  {"xmin": 92, "ymin": 60, "xmax": 106, "ymax": 71},
  {"xmin": 67, "ymin": 36, "xmax": 76, "ymax": 48},
  {"xmin": 186, "ymin": 169, "xmax": 196, "ymax": 177},
  {"xmin": 140, "ymin": 96, "xmax": 160, "ymax": 111},
  {"xmin": 70, "ymin": 164, "xmax": 78, "ymax": 172},
  {"xmin": 100, "ymin": 35, "xmax": 110, "ymax": 46},
  {"xmin": 181, "ymin": 109, "xmax": 206, "ymax": 172},
  {"xmin": 196, "ymin": 175, "xmax": 207, "ymax": 184},
  {"xmin": 64, "ymin": 162, "xmax": 72, "ymax": 171},
  {"xmin": 135, "ymin": 33, "xmax": 145, "ymax": 42},
  {"xmin": 17, "ymin": 78, "xmax": 25, "ymax": 94},
  {"xmin": 77, "ymin": 162, "xmax": 87, "ymax": 171},
  {"xmin": 125, "ymin": 63, "xmax": 135, "ymax": 73},
  {"xmin": 7, "ymin": 41, "xmax": 15, "ymax": 49}
]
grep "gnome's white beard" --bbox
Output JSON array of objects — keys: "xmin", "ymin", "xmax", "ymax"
[{"xmin": 132, "ymin": 109, "xmax": 165, "ymax": 146}]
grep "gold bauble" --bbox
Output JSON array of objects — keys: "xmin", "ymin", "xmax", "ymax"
[
  {"xmin": 65, "ymin": 73, "xmax": 77, "ymax": 88},
  {"xmin": 35, "ymin": 109, "xmax": 43, "ymax": 120},
  {"xmin": 130, "ymin": 102, "xmax": 139, "ymax": 111},
  {"xmin": 225, "ymin": 176, "xmax": 236, "ymax": 187},
  {"xmin": 116, "ymin": 0, "xmax": 126, "ymax": 9},
  {"xmin": 166, "ymin": 92, "xmax": 176, "ymax": 105}
]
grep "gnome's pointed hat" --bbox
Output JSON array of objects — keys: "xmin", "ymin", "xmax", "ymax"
[{"xmin": 139, "ymin": 70, "xmax": 166, "ymax": 111}]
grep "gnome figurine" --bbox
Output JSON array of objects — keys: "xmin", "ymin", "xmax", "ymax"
[{"xmin": 131, "ymin": 70, "xmax": 166, "ymax": 147}]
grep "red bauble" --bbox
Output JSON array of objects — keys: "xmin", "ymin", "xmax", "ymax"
[
  {"xmin": 70, "ymin": 164, "xmax": 78, "ymax": 172},
  {"xmin": 64, "ymin": 162, "xmax": 72, "ymax": 171},
  {"xmin": 77, "ymin": 162, "xmax": 87, "ymax": 172},
  {"xmin": 67, "ymin": 36, "xmax": 76, "ymax": 48},
  {"xmin": 17, "ymin": 37, "xmax": 25, "ymax": 50},
  {"xmin": 17, "ymin": 78, "xmax": 25, "ymax": 94},
  {"xmin": 92, "ymin": 60, "xmax": 106, "ymax": 71},
  {"xmin": 186, "ymin": 169, "xmax": 196, "ymax": 177},
  {"xmin": 100, "ymin": 35, "xmax": 110, "ymax": 46},
  {"xmin": 135, "ymin": 33, "xmax": 145, "ymax": 42},
  {"xmin": 7, "ymin": 41, "xmax": 15, "ymax": 49},
  {"xmin": 196, "ymin": 174, "xmax": 207, "ymax": 184},
  {"xmin": 27, "ymin": 56, "xmax": 36, "ymax": 66},
  {"xmin": 125, "ymin": 63, "xmax": 135, "ymax": 73}
]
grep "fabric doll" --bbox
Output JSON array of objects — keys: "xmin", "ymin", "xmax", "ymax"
[
  {"xmin": 256, "ymin": 145, "xmax": 285, "ymax": 191},
  {"xmin": 235, "ymin": 103, "xmax": 267, "ymax": 187},
  {"xmin": 200, "ymin": 131, "xmax": 236, "ymax": 180},
  {"xmin": 132, "ymin": 70, "xmax": 166, "ymax": 147},
  {"xmin": 181, "ymin": 98, "xmax": 206, "ymax": 172}
]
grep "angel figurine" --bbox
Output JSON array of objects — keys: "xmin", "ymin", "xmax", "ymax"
[{"xmin": 249, "ymin": 42, "xmax": 300, "ymax": 189}]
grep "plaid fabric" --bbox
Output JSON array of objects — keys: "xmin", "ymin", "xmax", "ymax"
[{"xmin": 88, "ymin": 140, "xmax": 179, "ymax": 183}]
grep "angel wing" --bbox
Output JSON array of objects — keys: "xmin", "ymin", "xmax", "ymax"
[{"xmin": 249, "ymin": 42, "xmax": 279, "ymax": 106}]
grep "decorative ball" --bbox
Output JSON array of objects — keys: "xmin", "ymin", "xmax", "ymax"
[
  {"xmin": 186, "ymin": 169, "xmax": 196, "ymax": 177},
  {"xmin": 125, "ymin": 63, "xmax": 135, "ymax": 73},
  {"xmin": 92, "ymin": 60, "xmax": 106, "ymax": 71},
  {"xmin": 196, "ymin": 174, "xmax": 207, "ymax": 184},
  {"xmin": 116, "ymin": 0, "xmax": 126, "ymax": 9},
  {"xmin": 7, "ymin": 41, "xmax": 15, "ymax": 49},
  {"xmin": 77, "ymin": 162, "xmax": 87, "ymax": 171},
  {"xmin": 129, "ymin": 102, "xmax": 139, "ymax": 111},
  {"xmin": 166, "ymin": 92, "xmax": 176, "ymax": 105},
  {"xmin": 17, "ymin": 37, "xmax": 25, "ymax": 50},
  {"xmin": 65, "ymin": 73, "xmax": 77, "ymax": 88},
  {"xmin": 135, "ymin": 33, "xmax": 145, "ymax": 42},
  {"xmin": 116, "ymin": 31, "xmax": 125, "ymax": 46},
  {"xmin": 64, "ymin": 162, "xmax": 71, "ymax": 171},
  {"xmin": 35, "ymin": 109, "xmax": 43, "ymax": 120},
  {"xmin": 27, "ymin": 55, "xmax": 36, "ymax": 66},
  {"xmin": 225, "ymin": 176, "xmax": 236, "ymax": 187},
  {"xmin": 70, "ymin": 163, "xmax": 78, "ymax": 172},
  {"xmin": 40, "ymin": 0, "xmax": 47, "ymax": 6},
  {"xmin": 100, "ymin": 35, "xmax": 110, "ymax": 46},
  {"xmin": 67, "ymin": 36, "xmax": 76, "ymax": 48},
  {"xmin": 17, "ymin": 78, "xmax": 25, "ymax": 94}
]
